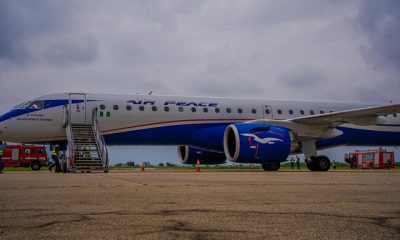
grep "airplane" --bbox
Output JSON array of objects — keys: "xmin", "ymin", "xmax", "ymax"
[{"xmin": 0, "ymin": 92, "xmax": 399, "ymax": 171}]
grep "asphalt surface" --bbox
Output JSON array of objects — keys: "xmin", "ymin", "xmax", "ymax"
[{"xmin": 1, "ymin": 170, "xmax": 400, "ymax": 240}]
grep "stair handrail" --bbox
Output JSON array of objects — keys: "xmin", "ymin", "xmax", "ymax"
[
  {"xmin": 63, "ymin": 105, "xmax": 75, "ymax": 170},
  {"xmin": 92, "ymin": 107, "xmax": 109, "ymax": 170}
]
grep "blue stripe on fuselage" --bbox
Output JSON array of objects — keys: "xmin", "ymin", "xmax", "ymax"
[
  {"xmin": 103, "ymin": 123, "xmax": 228, "ymax": 151},
  {"xmin": 103, "ymin": 123, "xmax": 400, "ymax": 151},
  {"xmin": 0, "ymin": 99, "xmax": 98, "ymax": 122},
  {"xmin": 316, "ymin": 126, "xmax": 400, "ymax": 148},
  {"xmin": 0, "ymin": 108, "xmax": 41, "ymax": 122}
]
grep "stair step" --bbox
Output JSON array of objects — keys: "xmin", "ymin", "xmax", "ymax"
[
  {"xmin": 75, "ymin": 163, "xmax": 103, "ymax": 166},
  {"xmin": 75, "ymin": 158, "xmax": 101, "ymax": 161},
  {"xmin": 75, "ymin": 166, "xmax": 104, "ymax": 169}
]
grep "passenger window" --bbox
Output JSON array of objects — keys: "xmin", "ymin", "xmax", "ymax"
[
  {"xmin": 152, "ymin": 106, "xmax": 157, "ymax": 111},
  {"xmin": 139, "ymin": 106, "xmax": 145, "ymax": 111},
  {"xmin": 238, "ymin": 108, "xmax": 243, "ymax": 114},
  {"xmin": 226, "ymin": 108, "xmax": 231, "ymax": 113},
  {"xmin": 277, "ymin": 109, "xmax": 282, "ymax": 114},
  {"xmin": 251, "ymin": 109, "xmax": 257, "ymax": 114},
  {"xmin": 164, "ymin": 106, "xmax": 170, "ymax": 112},
  {"xmin": 300, "ymin": 110, "xmax": 304, "ymax": 115},
  {"xmin": 310, "ymin": 110, "xmax": 314, "ymax": 115},
  {"xmin": 203, "ymin": 108, "xmax": 208, "ymax": 113},
  {"xmin": 289, "ymin": 110, "xmax": 293, "ymax": 115},
  {"xmin": 265, "ymin": 109, "xmax": 270, "ymax": 114},
  {"xmin": 320, "ymin": 110, "xmax": 324, "ymax": 114},
  {"xmin": 178, "ymin": 107, "xmax": 184, "ymax": 112},
  {"xmin": 113, "ymin": 105, "xmax": 119, "ymax": 111},
  {"xmin": 215, "ymin": 108, "xmax": 220, "ymax": 113},
  {"xmin": 100, "ymin": 104, "xmax": 105, "ymax": 110},
  {"xmin": 38, "ymin": 148, "xmax": 44, "ymax": 154},
  {"xmin": 191, "ymin": 107, "xmax": 197, "ymax": 112},
  {"xmin": 24, "ymin": 149, "xmax": 30, "ymax": 154},
  {"xmin": 126, "ymin": 105, "xmax": 132, "ymax": 111}
]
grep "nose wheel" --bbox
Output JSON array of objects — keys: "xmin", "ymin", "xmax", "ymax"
[{"xmin": 306, "ymin": 156, "xmax": 331, "ymax": 171}]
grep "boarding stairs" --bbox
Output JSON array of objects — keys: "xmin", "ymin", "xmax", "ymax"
[{"xmin": 63, "ymin": 107, "xmax": 109, "ymax": 173}]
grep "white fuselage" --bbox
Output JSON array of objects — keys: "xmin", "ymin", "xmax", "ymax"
[{"xmin": 0, "ymin": 93, "xmax": 399, "ymax": 151}]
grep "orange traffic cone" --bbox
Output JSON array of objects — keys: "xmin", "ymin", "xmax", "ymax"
[
  {"xmin": 196, "ymin": 159, "xmax": 201, "ymax": 172},
  {"xmin": 141, "ymin": 162, "xmax": 145, "ymax": 172}
]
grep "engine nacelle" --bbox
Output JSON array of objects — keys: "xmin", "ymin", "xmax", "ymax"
[
  {"xmin": 177, "ymin": 146, "xmax": 226, "ymax": 165},
  {"xmin": 223, "ymin": 123, "xmax": 291, "ymax": 163}
]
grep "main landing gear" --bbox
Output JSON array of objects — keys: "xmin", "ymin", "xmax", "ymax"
[
  {"xmin": 300, "ymin": 140, "xmax": 331, "ymax": 172},
  {"xmin": 306, "ymin": 155, "xmax": 331, "ymax": 171},
  {"xmin": 261, "ymin": 162, "xmax": 281, "ymax": 171}
]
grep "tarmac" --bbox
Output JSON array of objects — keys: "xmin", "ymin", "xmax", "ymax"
[{"xmin": 1, "ymin": 170, "xmax": 400, "ymax": 240}]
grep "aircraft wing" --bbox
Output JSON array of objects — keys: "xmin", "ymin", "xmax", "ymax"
[
  {"xmin": 290, "ymin": 103, "xmax": 400, "ymax": 126},
  {"xmin": 247, "ymin": 103, "xmax": 400, "ymax": 139}
]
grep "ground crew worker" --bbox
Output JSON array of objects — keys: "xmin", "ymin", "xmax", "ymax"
[
  {"xmin": 333, "ymin": 160, "xmax": 337, "ymax": 170},
  {"xmin": 290, "ymin": 158, "xmax": 294, "ymax": 170},
  {"xmin": 48, "ymin": 145, "xmax": 61, "ymax": 172},
  {"xmin": 296, "ymin": 156, "xmax": 301, "ymax": 170},
  {"xmin": 0, "ymin": 142, "xmax": 4, "ymax": 173}
]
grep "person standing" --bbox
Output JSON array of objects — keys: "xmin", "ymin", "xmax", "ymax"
[
  {"xmin": 296, "ymin": 156, "xmax": 301, "ymax": 170},
  {"xmin": 333, "ymin": 160, "xmax": 337, "ymax": 170},
  {"xmin": 48, "ymin": 145, "xmax": 61, "ymax": 172},
  {"xmin": 290, "ymin": 158, "xmax": 294, "ymax": 170},
  {"xmin": 0, "ymin": 142, "xmax": 4, "ymax": 173}
]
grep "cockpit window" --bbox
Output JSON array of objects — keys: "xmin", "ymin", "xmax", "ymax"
[
  {"xmin": 13, "ymin": 101, "xmax": 31, "ymax": 109},
  {"xmin": 27, "ymin": 101, "xmax": 44, "ymax": 109},
  {"xmin": 13, "ymin": 101, "xmax": 44, "ymax": 109}
]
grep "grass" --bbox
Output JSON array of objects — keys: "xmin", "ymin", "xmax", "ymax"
[{"xmin": 2, "ymin": 162, "xmax": 399, "ymax": 171}]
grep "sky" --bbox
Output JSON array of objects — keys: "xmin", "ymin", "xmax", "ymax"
[{"xmin": 0, "ymin": 0, "xmax": 399, "ymax": 165}]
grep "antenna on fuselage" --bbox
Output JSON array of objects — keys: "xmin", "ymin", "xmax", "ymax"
[{"xmin": 148, "ymin": 91, "xmax": 153, "ymax": 95}]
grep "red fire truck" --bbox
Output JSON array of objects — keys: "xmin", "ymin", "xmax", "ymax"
[
  {"xmin": 345, "ymin": 148, "xmax": 395, "ymax": 169},
  {"xmin": 1, "ymin": 145, "xmax": 49, "ymax": 171}
]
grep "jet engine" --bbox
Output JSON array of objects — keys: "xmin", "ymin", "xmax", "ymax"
[
  {"xmin": 223, "ymin": 123, "xmax": 292, "ymax": 163},
  {"xmin": 177, "ymin": 146, "xmax": 226, "ymax": 165}
]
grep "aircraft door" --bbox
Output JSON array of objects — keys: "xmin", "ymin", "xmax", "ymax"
[
  {"xmin": 69, "ymin": 93, "xmax": 87, "ymax": 125},
  {"xmin": 262, "ymin": 105, "xmax": 273, "ymax": 119}
]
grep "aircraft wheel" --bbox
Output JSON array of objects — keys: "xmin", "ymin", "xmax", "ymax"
[
  {"xmin": 306, "ymin": 158, "xmax": 318, "ymax": 171},
  {"xmin": 307, "ymin": 156, "xmax": 331, "ymax": 171},
  {"xmin": 261, "ymin": 162, "xmax": 281, "ymax": 171},
  {"xmin": 316, "ymin": 156, "xmax": 330, "ymax": 171}
]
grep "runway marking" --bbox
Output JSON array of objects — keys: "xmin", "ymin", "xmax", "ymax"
[{"xmin": 99, "ymin": 174, "xmax": 148, "ymax": 186}]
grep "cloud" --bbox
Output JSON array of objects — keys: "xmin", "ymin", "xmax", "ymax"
[
  {"xmin": 355, "ymin": 0, "xmax": 400, "ymax": 73},
  {"xmin": 278, "ymin": 65, "xmax": 326, "ymax": 88},
  {"xmin": 352, "ymin": 0, "xmax": 400, "ymax": 101},
  {"xmin": 0, "ymin": 0, "xmax": 97, "ymax": 66},
  {"xmin": 0, "ymin": 0, "xmax": 399, "ymax": 113}
]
